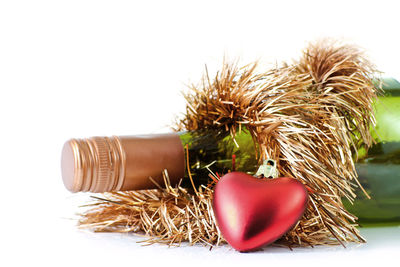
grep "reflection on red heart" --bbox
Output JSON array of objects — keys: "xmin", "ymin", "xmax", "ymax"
[{"xmin": 213, "ymin": 172, "xmax": 308, "ymax": 252}]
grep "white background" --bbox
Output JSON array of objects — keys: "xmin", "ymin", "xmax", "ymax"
[{"xmin": 1, "ymin": 0, "xmax": 399, "ymax": 266}]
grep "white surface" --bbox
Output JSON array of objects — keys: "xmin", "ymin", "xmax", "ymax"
[
  {"xmin": 7, "ymin": 206, "xmax": 400, "ymax": 266},
  {"xmin": 1, "ymin": 1, "xmax": 399, "ymax": 266}
]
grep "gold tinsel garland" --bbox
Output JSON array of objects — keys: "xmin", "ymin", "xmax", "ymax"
[{"xmin": 79, "ymin": 40, "xmax": 379, "ymax": 248}]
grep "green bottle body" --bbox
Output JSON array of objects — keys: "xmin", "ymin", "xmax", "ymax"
[{"xmin": 343, "ymin": 78, "xmax": 400, "ymax": 226}]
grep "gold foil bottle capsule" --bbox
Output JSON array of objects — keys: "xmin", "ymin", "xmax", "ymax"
[{"xmin": 61, "ymin": 133, "xmax": 185, "ymax": 193}]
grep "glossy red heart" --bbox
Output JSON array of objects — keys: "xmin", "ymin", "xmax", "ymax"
[{"xmin": 213, "ymin": 172, "xmax": 308, "ymax": 252}]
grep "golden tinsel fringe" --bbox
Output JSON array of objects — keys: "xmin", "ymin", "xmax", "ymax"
[
  {"xmin": 79, "ymin": 170, "xmax": 224, "ymax": 247},
  {"xmin": 79, "ymin": 40, "xmax": 379, "ymax": 248}
]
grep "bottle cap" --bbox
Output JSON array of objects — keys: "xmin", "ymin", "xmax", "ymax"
[{"xmin": 61, "ymin": 136, "xmax": 125, "ymax": 192}]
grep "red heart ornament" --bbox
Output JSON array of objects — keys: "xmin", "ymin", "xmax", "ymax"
[{"xmin": 213, "ymin": 172, "xmax": 308, "ymax": 252}]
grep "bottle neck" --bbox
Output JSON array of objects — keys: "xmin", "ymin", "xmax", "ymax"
[
  {"xmin": 177, "ymin": 128, "xmax": 259, "ymax": 186},
  {"xmin": 61, "ymin": 129, "xmax": 259, "ymax": 193}
]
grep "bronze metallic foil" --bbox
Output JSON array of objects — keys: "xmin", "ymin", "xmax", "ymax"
[{"xmin": 61, "ymin": 133, "xmax": 185, "ymax": 193}]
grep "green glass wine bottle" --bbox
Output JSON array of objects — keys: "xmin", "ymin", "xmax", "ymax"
[{"xmin": 62, "ymin": 78, "xmax": 400, "ymax": 224}]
